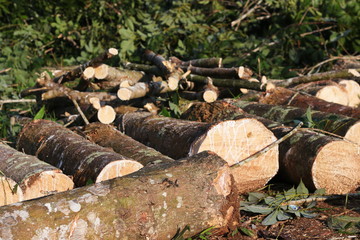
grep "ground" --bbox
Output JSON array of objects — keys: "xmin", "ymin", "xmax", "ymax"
[{"xmin": 208, "ymin": 185, "xmax": 360, "ymax": 240}]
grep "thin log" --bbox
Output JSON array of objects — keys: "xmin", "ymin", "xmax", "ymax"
[
  {"xmin": 277, "ymin": 68, "xmax": 360, "ymax": 88},
  {"xmin": 0, "ymin": 151, "xmax": 239, "ymax": 239},
  {"xmin": 53, "ymin": 48, "xmax": 118, "ymax": 83},
  {"xmin": 17, "ymin": 120, "xmax": 143, "ymax": 187},
  {"xmin": 229, "ymin": 100, "xmax": 360, "ymax": 145},
  {"xmin": 203, "ymin": 78, "xmax": 219, "ymax": 103},
  {"xmin": 116, "ymin": 111, "xmax": 279, "ymax": 193},
  {"xmin": 97, "ymin": 105, "xmax": 116, "ymax": 124},
  {"xmin": 180, "ymin": 101, "xmax": 360, "ymax": 194},
  {"xmin": 184, "ymin": 65, "xmax": 253, "ymax": 80},
  {"xmin": 0, "ymin": 143, "xmax": 74, "ymax": 200},
  {"xmin": 124, "ymin": 62, "xmax": 163, "ymax": 76},
  {"xmin": 170, "ymin": 56, "xmax": 223, "ymax": 68},
  {"xmin": 82, "ymin": 67, "xmax": 95, "ymax": 80},
  {"xmin": 0, "ymin": 176, "xmax": 23, "ymax": 206},
  {"xmin": 84, "ymin": 123, "xmax": 174, "ymax": 166},
  {"xmin": 187, "ymin": 74, "xmax": 264, "ymax": 91},
  {"xmin": 117, "ymin": 81, "xmax": 172, "ymax": 101},
  {"xmin": 260, "ymin": 87, "xmax": 360, "ymax": 118}
]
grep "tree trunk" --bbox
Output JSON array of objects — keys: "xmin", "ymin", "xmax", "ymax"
[
  {"xmin": 83, "ymin": 123, "xmax": 174, "ymax": 166},
  {"xmin": 0, "ymin": 176, "xmax": 23, "ymax": 206},
  {"xmin": 228, "ymin": 100, "xmax": 360, "ymax": 145},
  {"xmin": 0, "ymin": 151, "xmax": 239, "ymax": 239},
  {"xmin": 0, "ymin": 143, "xmax": 73, "ymax": 200},
  {"xmin": 180, "ymin": 101, "xmax": 360, "ymax": 194},
  {"xmin": 17, "ymin": 120, "xmax": 143, "ymax": 187},
  {"xmin": 260, "ymin": 87, "xmax": 360, "ymax": 118},
  {"xmin": 115, "ymin": 112, "xmax": 279, "ymax": 193}
]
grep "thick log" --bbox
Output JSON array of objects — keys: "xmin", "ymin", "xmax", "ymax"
[
  {"xmin": 229, "ymin": 100, "xmax": 360, "ymax": 145},
  {"xmin": 117, "ymin": 81, "xmax": 172, "ymax": 101},
  {"xmin": 293, "ymin": 80, "xmax": 349, "ymax": 106},
  {"xmin": 0, "ymin": 151, "xmax": 239, "ymax": 239},
  {"xmin": 260, "ymin": 87, "xmax": 360, "ymax": 118},
  {"xmin": 84, "ymin": 123, "xmax": 174, "ymax": 166},
  {"xmin": 0, "ymin": 176, "xmax": 23, "ymax": 206},
  {"xmin": 339, "ymin": 80, "xmax": 360, "ymax": 107},
  {"xmin": 53, "ymin": 48, "xmax": 118, "ymax": 84},
  {"xmin": 0, "ymin": 143, "xmax": 73, "ymax": 200},
  {"xmin": 170, "ymin": 56, "xmax": 223, "ymax": 68},
  {"xmin": 17, "ymin": 120, "xmax": 143, "ymax": 187},
  {"xmin": 116, "ymin": 112, "xmax": 279, "ymax": 193},
  {"xmin": 181, "ymin": 101, "xmax": 360, "ymax": 194}
]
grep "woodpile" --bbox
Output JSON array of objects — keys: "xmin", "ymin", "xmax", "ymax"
[{"xmin": 2, "ymin": 47, "xmax": 360, "ymax": 237}]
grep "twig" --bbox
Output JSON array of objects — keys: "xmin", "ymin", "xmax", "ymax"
[
  {"xmin": 0, "ymin": 68, "xmax": 11, "ymax": 74},
  {"xmin": 305, "ymin": 128, "xmax": 360, "ymax": 146},
  {"xmin": 230, "ymin": 122, "xmax": 303, "ymax": 168},
  {"xmin": 70, "ymin": 98, "xmax": 89, "ymax": 125},
  {"xmin": 281, "ymin": 192, "xmax": 360, "ymax": 206},
  {"xmin": 0, "ymin": 99, "xmax": 37, "ymax": 110},
  {"xmin": 308, "ymin": 55, "xmax": 360, "ymax": 74},
  {"xmin": 300, "ymin": 25, "xmax": 334, "ymax": 38}
]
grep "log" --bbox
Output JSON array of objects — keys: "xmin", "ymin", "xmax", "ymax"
[
  {"xmin": 339, "ymin": 80, "xmax": 360, "ymax": 107},
  {"xmin": 180, "ymin": 101, "xmax": 360, "ymax": 194},
  {"xmin": 260, "ymin": 87, "xmax": 360, "ymax": 118},
  {"xmin": 0, "ymin": 151, "xmax": 239, "ymax": 239},
  {"xmin": 53, "ymin": 48, "xmax": 118, "ymax": 84},
  {"xmin": 84, "ymin": 123, "xmax": 174, "ymax": 166},
  {"xmin": 17, "ymin": 120, "xmax": 143, "ymax": 187},
  {"xmin": 293, "ymin": 80, "xmax": 349, "ymax": 106},
  {"xmin": 117, "ymin": 81, "xmax": 172, "ymax": 101},
  {"xmin": 82, "ymin": 67, "xmax": 95, "ymax": 80},
  {"xmin": 170, "ymin": 56, "xmax": 223, "ymax": 68},
  {"xmin": 0, "ymin": 176, "xmax": 23, "ymax": 206},
  {"xmin": 0, "ymin": 143, "xmax": 73, "ymax": 200},
  {"xmin": 228, "ymin": 100, "xmax": 360, "ymax": 145},
  {"xmin": 116, "ymin": 112, "xmax": 279, "ymax": 193},
  {"xmin": 97, "ymin": 105, "xmax": 116, "ymax": 124}
]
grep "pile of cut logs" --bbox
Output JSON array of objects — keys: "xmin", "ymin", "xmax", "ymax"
[{"xmin": 0, "ymin": 48, "xmax": 360, "ymax": 239}]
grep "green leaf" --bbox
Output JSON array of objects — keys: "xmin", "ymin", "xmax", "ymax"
[
  {"xmin": 314, "ymin": 188, "xmax": 326, "ymax": 195},
  {"xmin": 284, "ymin": 187, "xmax": 296, "ymax": 200},
  {"xmin": 262, "ymin": 210, "xmax": 279, "ymax": 225},
  {"xmin": 296, "ymin": 180, "xmax": 309, "ymax": 197},
  {"xmin": 242, "ymin": 205, "xmax": 274, "ymax": 214},
  {"xmin": 300, "ymin": 211, "xmax": 317, "ymax": 218},
  {"xmin": 33, "ymin": 105, "xmax": 46, "ymax": 120},
  {"xmin": 239, "ymin": 227, "xmax": 255, "ymax": 237},
  {"xmin": 277, "ymin": 210, "xmax": 292, "ymax": 221},
  {"xmin": 248, "ymin": 192, "xmax": 267, "ymax": 203}
]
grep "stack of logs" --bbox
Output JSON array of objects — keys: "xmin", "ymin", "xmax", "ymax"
[{"xmin": 0, "ymin": 48, "xmax": 360, "ymax": 239}]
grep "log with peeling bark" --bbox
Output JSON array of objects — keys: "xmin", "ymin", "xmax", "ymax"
[
  {"xmin": 17, "ymin": 120, "xmax": 143, "ymax": 187},
  {"xmin": 292, "ymin": 80, "xmax": 349, "ymax": 106},
  {"xmin": 53, "ymin": 48, "xmax": 119, "ymax": 84},
  {"xmin": 84, "ymin": 123, "xmax": 174, "ymax": 166},
  {"xmin": 0, "ymin": 151, "xmax": 239, "ymax": 239},
  {"xmin": 170, "ymin": 56, "xmax": 223, "ymax": 68},
  {"xmin": 0, "ymin": 143, "xmax": 74, "ymax": 200},
  {"xmin": 180, "ymin": 101, "xmax": 360, "ymax": 194},
  {"xmin": 117, "ymin": 81, "xmax": 172, "ymax": 101},
  {"xmin": 115, "ymin": 111, "xmax": 279, "ymax": 193},
  {"xmin": 0, "ymin": 176, "xmax": 23, "ymax": 206},
  {"xmin": 228, "ymin": 100, "xmax": 360, "ymax": 145},
  {"xmin": 260, "ymin": 87, "xmax": 360, "ymax": 118}
]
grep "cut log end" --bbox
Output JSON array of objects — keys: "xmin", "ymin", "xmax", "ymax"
[
  {"xmin": 83, "ymin": 67, "xmax": 95, "ymax": 79},
  {"xmin": 108, "ymin": 48, "xmax": 119, "ymax": 56},
  {"xmin": 21, "ymin": 170, "xmax": 74, "ymax": 200},
  {"xmin": 97, "ymin": 105, "xmax": 116, "ymax": 124},
  {"xmin": 96, "ymin": 160, "xmax": 143, "ymax": 183},
  {"xmin": 94, "ymin": 64, "xmax": 108, "ymax": 79},
  {"xmin": 315, "ymin": 85, "xmax": 349, "ymax": 106},
  {"xmin": 0, "ymin": 176, "xmax": 23, "ymax": 206},
  {"xmin": 345, "ymin": 121, "xmax": 360, "ymax": 145},
  {"xmin": 203, "ymin": 90, "xmax": 218, "ymax": 103},
  {"xmin": 117, "ymin": 88, "xmax": 132, "ymax": 101},
  {"xmin": 312, "ymin": 141, "xmax": 360, "ymax": 194},
  {"xmin": 192, "ymin": 119, "xmax": 279, "ymax": 193}
]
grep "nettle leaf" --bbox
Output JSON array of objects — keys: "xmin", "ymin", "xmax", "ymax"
[
  {"xmin": 314, "ymin": 188, "xmax": 326, "ymax": 195},
  {"xmin": 264, "ymin": 196, "xmax": 276, "ymax": 205},
  {"xmin": 296, "ymin": 180, "xmax": 309, "ymax": 197},
  {"xmin": 248, "ymin": 192, "xmax": 267, "ymax": 203},
  {"xmin": 277, "ymin": 210, "xmax": 292, "ymax": 221},
  {"xmin": 300, "ymin": 210, "xmax": 317, "ymax": 218},
  {"xmin": 242, "ymin": 205, "xmax": 274, "ymax": 214},
  {"xmin": 284, "ymin": 187, "xmax": 296, "ymax": 200},
  {"xmin": 262, "ymin": 210, "xmax": 279, "ymax": 225}
]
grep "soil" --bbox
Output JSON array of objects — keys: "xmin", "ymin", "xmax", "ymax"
[{"xmin": 206, "ymin": 185, "xmax": 360, "ymax": 240}]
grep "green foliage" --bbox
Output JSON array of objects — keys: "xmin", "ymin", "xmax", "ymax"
[
  {"xmin": 240, "ymin": 180, "xmax": 325, "ymax": 226},
  {"xmin": 33, "ymin": 105, "xmax": 46, "ymax": 120},
  {"xmin": 327, "ymin": 215, "xmax": 360, "ymax": 234},
  {"xmin": 171, "ymin": 225, "xmax": 215, "ymax": 240}
]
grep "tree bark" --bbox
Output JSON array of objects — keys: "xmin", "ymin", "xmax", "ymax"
[
  {"xmin": 0, "ymin": 176, "xmax": 23, "ymax": 207},
  {"xmin": 0, "ymin": 151, "xmax": 239, "ymax": 239},
  {"xmin": 83, "ymin": 123, "xmax": 174, "ymax": 166},
  {"xmin": 17, "ymin": 120, "xmax": 143, "ymax": 187},
  {"xmin": 115, "ymin": 112, "xmax": 279, "ymax": 193},
  {"xmin": 228, "ymin": 100, "xmax": 360, "ymax": 145},
  {"xmin": 180, "ymin": 101, "xmax": 360, "ymax": 194},
  {"xmin": 0, "ymin": 143, "xmax": 74, "ymax": 200},
  {"xmin": 260, "ymin": 87, "xmax": 360, "ymax": 118}
]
